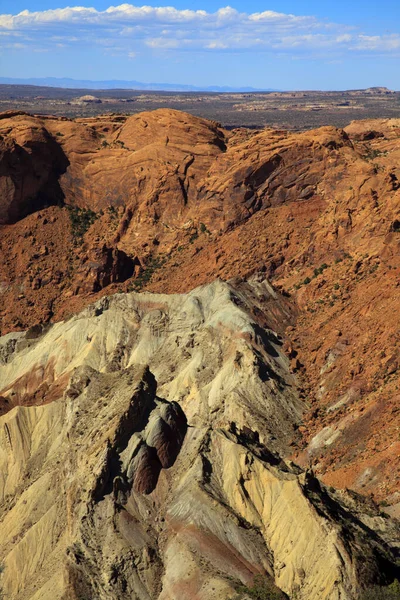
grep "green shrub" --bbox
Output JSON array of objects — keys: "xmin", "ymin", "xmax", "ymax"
[
  {"xmin": 107, "ymin": 205, "xmax": 119, "ymax": 224},
  {"xmin": 131, "ymin": 255, "xmax": 166, "ymax": 291},
  {"xmin": 363, "ymin": 148, "xmax": 384, "ymax": 161},
  {"xmin": 67, "ymin": 206, "xmax": 98, "ymax": 242},
  {"xmin": 233, "ymin": 575, "xmax": 287, "ymax": 600},
  {"xmin": 199, "ymin": 222, "xmax": 211, "ymax": 234},
  {"xmin": 361, "ymin": 580, "xmax": 400, "ymax": 600},
  {"xmin": 312, "ymin": 263, "xmax": 328, "ymax": 278}
]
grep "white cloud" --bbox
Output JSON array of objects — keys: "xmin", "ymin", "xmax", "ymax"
[
  {"xmin": 206, "ymin": 41, "xmax": 229, "ymax": 49},
  {"xmin": 351, "ymin": 34, "xmax": 400, "ymax": 51},
  {"xmin": 336, "ymin": 34, "xmax": 352, "ymax": 43},
  {"xmin": 0, "ymin": 4, "xmax": 398, "ymax": 55},
  {"xmin": 145, "ymin": 38, "xmax": 174, "ymax": 48}
]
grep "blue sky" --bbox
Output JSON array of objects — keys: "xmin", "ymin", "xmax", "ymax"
[{"xmin": 0, "ymin": 1, "xmax": 400, "ymax": 89}]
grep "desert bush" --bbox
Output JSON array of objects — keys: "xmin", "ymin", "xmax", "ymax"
[
  {"xmin": 199, "ymin": 222, "xmax": 211, "ymax": 234},
  {"xmin": 131, "ymin": 255, "xmax": 166, "ymax": 290},
  {"xmin": 363, "ymin": 148, "xmax": 384, "ymax": 161},
  {"xmin": 233, "ymin": 575, "xmax": 288, "ymax": 600},
  {"xmin": 66, "ymin": 206, "xmax": 98, "ymax": 242},
  {"xmin": 360, "ymin": 580, "xmax": 400, "ymax": 600}
]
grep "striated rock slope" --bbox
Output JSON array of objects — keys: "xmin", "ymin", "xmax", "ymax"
[{"xmin": 0, "ymin": 280, "xmax": 399, "ymax": 600}]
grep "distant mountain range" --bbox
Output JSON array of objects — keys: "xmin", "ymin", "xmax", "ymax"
[{"xmin": 0, "ymin": 76, "xmax": 277, "ymax": 93}]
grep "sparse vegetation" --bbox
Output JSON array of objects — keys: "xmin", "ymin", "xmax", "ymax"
[
  {"xmin": 199, "ymin": 222, "xmax": 211, "ymax": 234},
  {"xmin": 66, "ymin": 206, "xmax": 98, "ymax": 242},
  {"xmin": 360, "ymin": 580, "xmax": 400, "ymax": 599},
  {"xmin": 316, "ymin": 263, "xmax": 328, "ymax": 274},
  {"xmin": 107, "ymin": 205, "xmax": 119, "ymax": 229},
  {"xmin": 232, "ymin": 575, "xmax": 288, "ymax": 600},
  {"xmin": 131, "ymin": 255, "xmax": 167, "ymax": 290},
  {"xmin": 2, "ymin": 86, "xmax": 399, "ymax": 130},
  {"xmin": 363, "ymin": 148, "xmax": 386, "ymax": 161},
  {"xmin": 369, "ymin": 263, "xmax": 379, "ymax": 274},
  {"xmin": 296, "ymin": 263, "xmax": 330, "ymax": 289}
]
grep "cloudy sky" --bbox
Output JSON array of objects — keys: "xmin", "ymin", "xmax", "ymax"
[{"xmin": 1, "ymin": 0, "xmax": 400, "ymax": 89}]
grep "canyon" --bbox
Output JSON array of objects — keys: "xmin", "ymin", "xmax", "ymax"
[{"xmin": 0, "ymin": 108, "xmax": 399, "ymax": 598}]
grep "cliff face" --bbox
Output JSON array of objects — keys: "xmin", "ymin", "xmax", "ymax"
[{"xmin": 0, "ymin": 281, "xmax": 398, "ymax": 600}]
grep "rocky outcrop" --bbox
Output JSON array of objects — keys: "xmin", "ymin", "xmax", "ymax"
[
  {"xmin": 0, "ymin": 115, "xmax": 69, "ymax": 223},
  {"xmin": 74, "ymin": 95, "xmax": 102, "ymax": 104},
  {"xmin": 75, "ymin": 245, "xmax": 139, "ymax": 294},
  {"xmin": 0, "ymin": 281, "xmax": 398, "ymax": 600},
  {"xmin": 196, "ymin": 126, "xmax": 351, "ymax": 229}
]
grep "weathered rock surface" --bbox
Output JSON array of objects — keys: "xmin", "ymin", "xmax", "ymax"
[
  {"xmin": 0, "ymin": 108, "xmax": 399, "ymax": 508},
  {"xmin": 74, "ymin": 245, "xmax": 139, "ymax": 294},
  {"xmin": 0, "ymin": 281, "xmax": 399, "ymax": 599},
  {"xmin": 0, "ymin": 114, "xmax": 69, "ymax": 223}
]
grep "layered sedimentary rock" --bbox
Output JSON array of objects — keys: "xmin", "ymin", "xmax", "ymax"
[
  {"xmin": 0, "ymin": 281, "xmax": 399, "ymax": 599},
  {"xmin": 0, "ymin": 108, "xmax": 399, "ymax": 513}
]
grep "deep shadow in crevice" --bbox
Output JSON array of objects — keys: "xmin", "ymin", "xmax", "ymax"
[{"xmin": 2, "ymin": 133, "xmax": 70, "ymax": 224}]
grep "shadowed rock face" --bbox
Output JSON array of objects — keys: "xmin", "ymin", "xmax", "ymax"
[
  {"xmin": 75, "ymin": 245, "xmax": 139, "ymax": 294},
  {"xmin": 0, "ymin": 281, "xmax": 398, "ymax": 600},
  {"xmin": 87, "ymin": 368, "xmax": 187, "ymax": 500},
  {"xmin": 0, "ymin": 115, "xmax": 69, "ymax": 223}
]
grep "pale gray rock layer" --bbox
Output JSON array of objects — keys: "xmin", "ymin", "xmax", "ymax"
[{"xmin": 0, "ymin": 279, "xmax": 398, "ymax": 599}]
